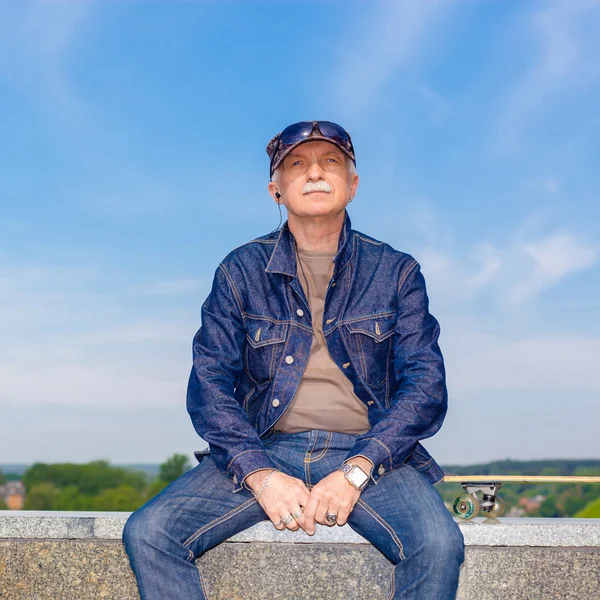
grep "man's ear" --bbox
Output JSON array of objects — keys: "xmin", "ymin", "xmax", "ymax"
[
  {"xmin": 268, "ymin": 181, "xmax": 282, "ymax": 203},
  {"xmin": 350, "ymin": 173, "xmax": 359, "ymax": 198}
]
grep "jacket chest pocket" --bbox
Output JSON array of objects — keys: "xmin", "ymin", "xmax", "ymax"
[
  {"xmin": 344, "ymin": 313, "xmax": 395, "ymax": 388},
  {"xmin": 244, "ymin": 318, "xmax": 288, "ymax": 385}
]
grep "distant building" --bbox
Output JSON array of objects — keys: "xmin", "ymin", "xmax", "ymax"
[
  {"xmin": 518, "ymin": 495, "xmax": 545, "ymax": 514},
  {"xmin": 0, "ymin": 481, "xmax": 25, "ymax": 510}
]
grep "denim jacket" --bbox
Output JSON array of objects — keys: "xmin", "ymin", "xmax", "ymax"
[{"xmin": 187, "ymin": 209, "xmax": 447, "ymax": 492}]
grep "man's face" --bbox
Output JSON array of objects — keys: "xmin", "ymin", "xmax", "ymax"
[{"xmin": 268, "ymin": 140, "xmax": 359, "ymax": 218}]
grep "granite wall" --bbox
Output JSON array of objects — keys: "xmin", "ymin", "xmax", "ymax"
[{"xmin": 1, "ymin": 512, "xmax": 599, "ymax": 599}]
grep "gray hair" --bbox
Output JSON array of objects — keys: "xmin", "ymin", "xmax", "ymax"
[{"xmin": 271, "ymin": 156, "xmax": 356, "ymax": 183}]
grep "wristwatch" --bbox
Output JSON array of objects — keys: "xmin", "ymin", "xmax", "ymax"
[{"xmin": 339, "ymin": 463, "xmax": 370, "ymax": 491}]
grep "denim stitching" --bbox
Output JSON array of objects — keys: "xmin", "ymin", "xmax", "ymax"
[
  {"xmin": 265, "ymin": 226, "xmax": 286, "ymax": 272},
  {"xmin": 291, "ymin": 321, "xmax": 313, "ymax": 334},
  {"xmin": 198, "ymin": 567, "xmax": 210, "ymax": 599},
  {"xmin": 356, "ymin": 234, "xmax": 384, "ymax": 246},
  {"xmin": 308, "ymin": 431, "xmax": 332, "ymax": 462},
  {"xmin": 227, "ymin": 449, "xmax": 267, "ymax": 472},
  {"xmin": 342, "ymin": 311, "xmax": 396, "ymax": 324},
  {"xmin": 361, "ymin": 339, "xmax": 390, "ymax": 389},
  {"xmin": 242, "ymin": 313, "xmax": 292, "ymax": 324},
  {"xmin": 357, "ymin": 498, "xmax": 406, "ymax": 561},
  {"xmin": 245, "ymin": 332, "xmax": 286, "ymax": 348},
  {"xmin": 333, "ymin": 231, "xmax": 355, "ymax": 278},
  {"xmin": 322, "ymin": 322, "xmax": 340, "ymax": 336},
  {"xmin": 267, "ymin": 316, "xmax": 294, "ymax": 409},
  {"xmin": 338, "ymin": 326, "xmax": 379, "ymax": 406},
  {"xmin": 244, "ymin": 345, "xmax": 266, "ymax": 387},
  {"xmin": 188, "ymin": 548, "xmax": 194, "ymax": 562},
  {"xmin": 356, "ymin": 335, "xmax": 368, "ymax": 381},
  {"xmin": 397, "ymin": 259, "xmax": 418, "ymax": 295},
  {"xmin": 335, "ymin": 260, "xmax": 354, "ymax": 324},
  {"xmin": 243, "ymin": 385, "xmax": 256, "ymax": 413},
  {"xmin": 182, "ymin": 497, "xmax": 257, "ymax": 547},
  {"xmin": 268, "ymin": 341, "xmax": 277, "ymax": 381},
  {"xmin": 303, "ymin": 430, "xmax": 319, "ymax": 486},
  {"xmin": 219, "ymin": 264, "xmax": 245, "ymax": 322},
  {"xmin": 364, "ymin": 437, "xmax": 394, "ymax": 466},
  {"xmin": 388, "ymin": 564, "xmax": 396, "ymax": 599},
  {"xmin": 346, "ymin": 326, "xmax": 395, "ymax": 340},
  {"xmin": 384, "ymin": 341, "xmax": 392, "ymax": 408}
]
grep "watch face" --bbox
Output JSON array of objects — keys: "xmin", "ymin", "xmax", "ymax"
[{"xmin": 348, "ymin": 466, "xmax": 369, "ymax": 488}]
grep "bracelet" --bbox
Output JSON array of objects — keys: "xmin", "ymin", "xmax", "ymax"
[{"xmin": 252, "ymin": 469, "xmax": 279, "ymax": 500}]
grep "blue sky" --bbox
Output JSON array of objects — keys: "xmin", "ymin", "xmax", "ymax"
[{"xmin": 1, "ymin": 0, "xmax": 599, "ymax": 465}]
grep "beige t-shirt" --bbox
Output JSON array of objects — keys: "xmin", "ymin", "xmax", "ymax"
[{"xmin": 274, "ymin": 246, "xmax": 370, "ymax": 434}]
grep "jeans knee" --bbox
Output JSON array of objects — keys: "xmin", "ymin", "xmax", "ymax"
[
  {"xmin": 122, "ymin": 507, "xmax": 164, "ymax": 555},
  {"xmin": 422, "ymin": 519, "xmax": 465, "ymax": 565},
  {"xmin": 122, "ymin": 509, "xmax": 144, "ymax": 551}
]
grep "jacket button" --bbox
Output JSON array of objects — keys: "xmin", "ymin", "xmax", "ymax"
[
  {"xmin": 272, "ymin": 398, "xmax": 280, "ymax": 407},
  {"xmin": 232, "ymin": 474, "xmax": 238, "ymax": 484},
  {"xmin": 285, "ymin": 355, "xmax": 294, "ymax": 364},
  {"xmin": 378, "ymin": 465, "xmax": 385, "ymax": 475},
  {"xmin": 343, "ymin": 362, "xmax": 350, "ymax": 368},
  {"xmin": 296, "ymin": 309, "xmax": 304, "ymax": 317}
]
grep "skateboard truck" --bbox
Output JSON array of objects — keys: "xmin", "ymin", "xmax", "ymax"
[{"xmin": 453, "ymin": 482, "xmax": 505, "ymax": 520}]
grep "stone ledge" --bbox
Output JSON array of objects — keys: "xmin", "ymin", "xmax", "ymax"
[
  {"xmin": 1, "ymin": 513, "xmax": 600, "ymax": 599},
  {"xmin": 2, "ymin": 511, "xmax": 600, "ymax": 547}
]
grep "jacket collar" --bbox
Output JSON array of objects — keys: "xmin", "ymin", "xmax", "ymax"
[{"xmin": 265, "ymin": 208, "xmax": 354, "ymax": 278}]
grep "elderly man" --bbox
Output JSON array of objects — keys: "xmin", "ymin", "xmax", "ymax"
[{"xmin": 123, "ymin": 120, "xmax": 465, "ymax": 599}]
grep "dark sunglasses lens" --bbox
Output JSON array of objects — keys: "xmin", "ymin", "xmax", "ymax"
[
  {"xmin": 280, "ymin": 122, "xmax": 315, "ymax": 145},
  {"xmin": 317, "ymin": 122, "xmax": 350, "ymax": 144}
]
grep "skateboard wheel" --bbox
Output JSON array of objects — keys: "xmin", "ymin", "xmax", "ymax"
[
  {"xmin": 484, "ymin": 496, "xmax": 505, "ymax": 519},
  {"xmin": 453, "ymin": 494, "xmax": 480, "ymax": 519}
]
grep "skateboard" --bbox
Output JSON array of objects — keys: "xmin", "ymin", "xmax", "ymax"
[{"xmin": 442, "ymin": 475, "xmax": 600, "ymax": 519}]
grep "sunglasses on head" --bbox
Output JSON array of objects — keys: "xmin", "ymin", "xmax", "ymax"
[
  {"xmin": 270, "ymin": 120, "xmax": 355, "ymax": 174},
  {"xmin": 278, "ymin": 121, "xmax": 351, "ymax": 147}
]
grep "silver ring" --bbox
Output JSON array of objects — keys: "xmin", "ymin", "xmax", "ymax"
[
  {"xmin": 291, "ymin": 506, "xmax": 304, "ymax": 519},
  {"xmin": 282, "ymin": 513, "xmax": 295, "ymax": 525},
  {"xmin": 325, "ymin": 512, "xmax": 338, "ymax": 524}
]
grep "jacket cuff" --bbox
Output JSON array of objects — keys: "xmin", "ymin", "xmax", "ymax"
[
  {"xmin": 227, "ymin": 449, "xmax": 279, "ymax": 493},
  {"xmin": 343, "ymin": 438, "xmax": 394, "ymax": 484}
]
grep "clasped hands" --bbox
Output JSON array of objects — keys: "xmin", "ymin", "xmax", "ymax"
[{"xmin": 245, "ymin": 456, "xmax": 373, "ymax": 536}]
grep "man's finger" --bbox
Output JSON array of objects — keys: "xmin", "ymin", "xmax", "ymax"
[
  {"xmin": 336, "ymin": 503, "xmax": 352, "ymax": 526},
  {"xmin": 302, "ymin": 494, "xmax": 320, "ymax": 535}
]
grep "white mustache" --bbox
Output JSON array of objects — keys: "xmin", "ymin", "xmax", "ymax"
[{"xmin": 303, "ymin": 180, "xmax": 332, "ymax": 194}]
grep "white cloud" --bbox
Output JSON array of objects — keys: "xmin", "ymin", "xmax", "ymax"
[
  {"xmin": 0, "ymin": 259, "xmax": 206, "ymax": 408},
  {"xmin": 492, "ymin": 0, "xmax": 600, "ymax": 152},
  {"xmin": 465, "ymin": 242, "xmax": 503, "ymax": 291},
  {"xmin": 444, "ymin": 328, "xmax": 600, "ymax": 393},
  {"xmin": 328, "ymin": 0, "xmax": 453, "ymax": 117},
  {"xmin": 504, "ymin": 232, "xmax": 598, "ymax": 308},
  {"xmin": 415, "ymin": 225, "xmax": 598, "ymax": 310}
]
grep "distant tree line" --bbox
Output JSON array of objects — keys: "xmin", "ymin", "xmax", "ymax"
[
  {"xmin": 2, "ymin": 457, "xmax": 599, "ymax": 516},
  {"xmin": 12, "ymin": 454, "xmax": 193, "ymax": 512}
]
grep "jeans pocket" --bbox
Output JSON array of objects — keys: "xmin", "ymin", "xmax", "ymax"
[{"xmin": 344, "ymin": 313, "xmax": 395, "ymax": 388}]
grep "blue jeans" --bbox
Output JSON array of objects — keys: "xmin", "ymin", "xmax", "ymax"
[{"xmin": 123, "ymin": 430, "xmax": 465, "ymax": 599}]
